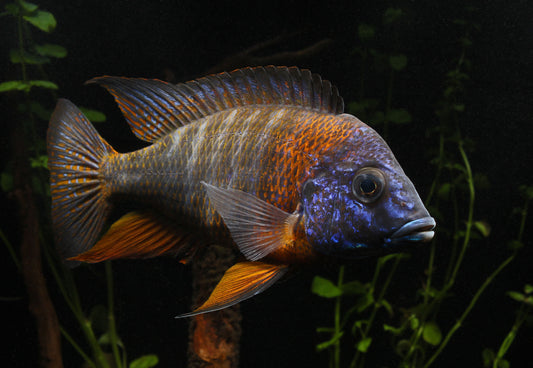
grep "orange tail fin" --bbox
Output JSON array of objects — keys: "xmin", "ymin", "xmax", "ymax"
[{"xmin": 47, "ymin": 99, "xmax": 117, "ymax": 264}]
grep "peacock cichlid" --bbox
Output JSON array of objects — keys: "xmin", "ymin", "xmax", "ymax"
[{"xmin": 47, "ymin": 66, "xmax": 435, "ymax": 317}]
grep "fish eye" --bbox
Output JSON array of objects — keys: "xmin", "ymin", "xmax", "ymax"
[{"xmin": 352, "ymin": 168, "xmax": 386, "ymax": 203}]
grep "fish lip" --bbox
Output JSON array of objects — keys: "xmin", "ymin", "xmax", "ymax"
[{"xmin": 386, "ymin": 217, "xmax": 436, "ymax": 244}]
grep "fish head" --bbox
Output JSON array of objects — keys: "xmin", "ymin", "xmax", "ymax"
[{"xmin": 301, "ymin": 123, "xmax": 435, "ymax": 259}]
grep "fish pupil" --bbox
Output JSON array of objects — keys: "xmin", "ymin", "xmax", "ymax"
[
  {"xmin": 352, "ymin": 168, "xmax": 386, "ymax": 203},
  {"xmin": 360, "ymin": 178, "xmax": 377, "ymax": 195}
]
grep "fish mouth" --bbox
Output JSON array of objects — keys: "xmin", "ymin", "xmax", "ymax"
[{"xmin": 386, "ymin": 217, "xmax": 436, "ymax": 245}]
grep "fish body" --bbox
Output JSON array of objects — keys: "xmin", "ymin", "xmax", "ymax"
[{"xmin": 47, "ymin": 66, "xmax": 435, "ymax": 316}]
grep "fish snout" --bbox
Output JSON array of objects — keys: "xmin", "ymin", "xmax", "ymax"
[{"xmin": 386, "ymin": 216, "xmax": 436, "ymax": 245}]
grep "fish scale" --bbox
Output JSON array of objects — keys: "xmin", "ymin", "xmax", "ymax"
[{"xmin": 100, "ymin": 105, "xmax": 355, "ymax": 254}]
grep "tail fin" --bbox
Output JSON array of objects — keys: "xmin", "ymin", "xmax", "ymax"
[{"xmin": 47, "ymin": 99, "xmax": 117, "ymax": 264}]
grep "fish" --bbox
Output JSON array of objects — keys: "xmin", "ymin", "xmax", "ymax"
[{"xmin": 47, "ymin": 66, "xmax": 435, "ymax": 317}]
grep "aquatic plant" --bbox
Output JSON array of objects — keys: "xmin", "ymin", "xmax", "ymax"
[
  {"xmin": 1, "ymin": 1, "xmax": 156, "ymax": 367},
  {"xmin": 346, "ymin": 7, "xmax": 412, "ymax": 141},
  {"xmin": 312, "ymin": 6, "xmax": 530, "ymax": 368}
]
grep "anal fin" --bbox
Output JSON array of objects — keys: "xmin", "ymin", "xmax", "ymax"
[
  {"xmin": 176, "ymin": 261, "xmax": 288, "ymax": 318},
  {"xmin": 71, "ymin": 211, "xmax": 197, "ymax": 263}
]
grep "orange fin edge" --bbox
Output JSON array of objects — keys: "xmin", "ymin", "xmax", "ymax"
[
  {"xmin": 176, "ymin": 261, "xmax": 288, "ymax": 318},
  {"xmin": 71, "ymin": 211, "xmax": 197, "ymax": 263}
]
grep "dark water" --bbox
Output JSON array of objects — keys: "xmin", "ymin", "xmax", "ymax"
[{"xmin": 1, "ymin": 0, "xmax": 531, "ymax": 367}]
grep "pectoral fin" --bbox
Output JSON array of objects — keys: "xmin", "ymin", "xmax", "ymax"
[
  {"xmin": 202, "ymin": 182, "xmax": 298, "ymax": 261},
  {"xmin": 176, "ymin": 261, "xmax": 288, "ymax": 318}
]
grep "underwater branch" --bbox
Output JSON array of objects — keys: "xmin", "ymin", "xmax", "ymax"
[{"xmin": 11, "ymin": 119, "xmax": 63, "ymax": 367}]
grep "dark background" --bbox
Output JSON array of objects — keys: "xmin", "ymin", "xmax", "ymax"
[{"xmin": 1, "ymin": 0, "xmax": 532, "ymax": 367}]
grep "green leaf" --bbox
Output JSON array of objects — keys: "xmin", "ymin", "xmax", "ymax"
[
  {"xmin": 358, "ymin": 24, "xmax": 375, "ymax": 41},
  {"xmin": 422, "ymin": 321, "xmax": 442, "ymax": 346},
  {"xmin": 452, "ymin": 104, "xmax": 465, "ymax": 112},
  {"xmin": 355, "ymin": 293, "xmax": 374, "ymax": 313},
  {"xmin": 10, "ymin": 49, "xmax": 50, "ymax": 64},
  {"xmin": 507, "ymin": 240, "xmax": 523, "ymax": 251},
  {"xmin": 524, "ymin": 284, "xmax": 533, "ymax": 295},
  {"xmin": 519, "ymin": 185, "xmax": 533, "ymax": 200},
  {"xmin": 30, "ymin": 155, "xmax": 48, "ymax": 169},
  {"xmin": 460, "ymin": 37, "xmax": 472, "ymax": 48},
  {"xmin": 497, "ymin": 360, "xmax": 510, "ymax": 368},
  {"xmin": 389, "ymin": 54, "xmax": 408, "ymax": 71},
  {"xmin": 409, "ymin": 316, "xmax": 419, "ymax": 330},
  {"xmin": 356, "ymin": 337, "xmax": 372, "ymax": 353},
  {"xmin": 379, "ymin": 299, "xmax": 393, "ymax": 316},
  {"xmin": 383, "ymin": 323, "xmax": 403, "ymax": 335},
  {"xmin": 311, "ymin": 276, "xmax": 342, "ymax": 298},
  {"xmin": 25, "ymin": 100, "xmax": 52, "ymax": 121},
  {"xmin": 340, "ymin": 280, "xmax": 367, "ymax": 295},
  {"xmin": 29, "ymin": 80, "xmax": 58, "ymax": 90},
  {"xmin": 4, "ymin": 4, "xmax": 17, "ymax": 15},
  {"xmin": 89, "ymin": 305, "xmax": 109, "ymax": 334},
  {"xmin": 80, "ymin": 107, "xmax": 107, "ymax": 123},
  {"xmin": 383, "ymin": 8, "xmax": 403, "ymax": 25},
  {"xmin": 474, "ymin": 220, "xmax": 491, "ymax": 237},
  {"xmin": 98, "ymin": 332, "xmax": 124, "ymax": 349},
  {"xmin": 316, "ymin": 331, "xmax": 344, "ymax": 352},
  {"xmin": 507, "ymin": 291, "xmax": 525, "ymax": 303},
  {"xmin": 395, "ymin": 339, "xmax": 411, "ymax": 357},
  {"xmin": 386, "ymin": 108, "xmax": 412, "ymax": 124},
  {"xmin": 35, "ymin": 43, "xmax": 67, "ymax": 58},
  {"xmin": 419, "ymin": 285, "xmax": 440, "ymax": 299},
  {"xmin": 23, "ymin": 10, "xmax": 56, "ymax": 32},
  {"xmin": 19, "ymin": 0, "xmax": 39, "ymax": 13},
  {"xmin": 437, "ymin": 182, "xmax": 451, "ymax": 199},
  {"xmin": 1, "ymin": 172, "xmax": 13, "ymax": 192},
  {"xmin": 129, "ymin": 354, "xmax": 159, "ymax": 368},
  {"xmin": 0, "ymin": 80, "xmax": 30, "ymax": 92},
  {"xmin": 378, "ymin": 253, "xmax": 408, "ymax": 266},
  {"xmin": 482, "ymin": 348, "xmax": 495, "ymax": 367}
]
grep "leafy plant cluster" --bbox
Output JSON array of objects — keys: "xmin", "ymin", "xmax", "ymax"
[
  {"xmin": 312, "ymin": 7, "xmax": 531, "ymax": 368},
  {"xmin": 1, "ymin": 1, "xmax": 156, "ymax": 367}
]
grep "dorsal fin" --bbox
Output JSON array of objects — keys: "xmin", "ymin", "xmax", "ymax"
[{"xmin": 87, "ymin": 66, "xmax": 344, "ymax": 142}]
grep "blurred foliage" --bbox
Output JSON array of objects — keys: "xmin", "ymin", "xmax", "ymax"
[{"xmin": 1, "ymin": 1, "xmax": 155, "ymax": 367}]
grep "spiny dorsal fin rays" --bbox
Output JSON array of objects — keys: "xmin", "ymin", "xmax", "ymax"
[
  {"xmin": 176, "ymin": 261, "xmax": 288, "ymax": 318},
  {"xmin": 202, "ymin": 181, "xmax": 299, "ymax": 261},
  {"xmin": 87, "ymin": 66, "xmax": 345, "ymax": 143},
  {"xmin": 85, "ymin": 78, "xmax": 190, "ymax": 142}
]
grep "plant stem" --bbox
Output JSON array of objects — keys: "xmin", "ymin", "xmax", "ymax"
[
  {"xmin": 351, "ymin": 256, "xmax": 402, "ymax": 367},
  {"xmin": 60, "ymin": 326, "xmax": 96, "ymax": 368},
  {"xmin": 425, "ymin": 125, "xmax": 445, "ymax": 205},
  {"xmin": 424, "ymin": 253, "xmax": 515, "ymax": 368},
  {"xmin": 43, "ymin": 244, "xmax": 110, "ymax": 367},
  {"xmin": 444, "ymin": 141, "xmax": 474, "ymax": 292},
  {"xmin": 333, "ymin": 266, "xmax": 345, "ymax": 368},
  {"xmin": 0, "ymin": 227, "xmax": 20, "ymax": 270},
  {"xmin": 16, "ymin": 10, "xmax": 28, "ymax": 82},
  {"xmin": 106, "ymin": 261, "xmax": 123, "ymax": 368}
]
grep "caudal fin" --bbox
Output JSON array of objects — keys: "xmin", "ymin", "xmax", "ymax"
[{"xmin": 47, "ymin": 99, "xmax": 117, "ymax": 263}]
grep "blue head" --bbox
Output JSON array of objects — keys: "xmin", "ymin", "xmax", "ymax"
[{"xmin": 301, "ymin": 118, "xmax": 435, "ymax": 259}]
